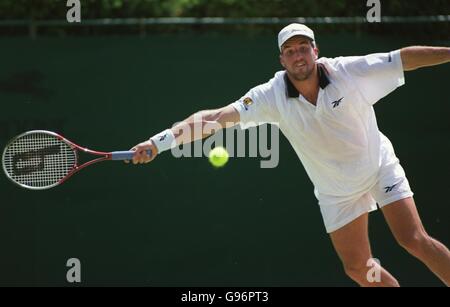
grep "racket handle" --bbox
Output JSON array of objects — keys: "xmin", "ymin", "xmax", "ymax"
[{"xmin": 111, "ymin": 149, "xmax": 152, "ymax": 161}]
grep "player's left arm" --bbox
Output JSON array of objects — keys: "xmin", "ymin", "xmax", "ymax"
[{"xmin": 400, "ymin": 46, "xmax": 450, "ymax": 71}]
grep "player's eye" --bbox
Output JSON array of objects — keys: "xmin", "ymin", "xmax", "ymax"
[{"xmin": 284, "ymin": 49, "xmax": 294, "ymax": 57}]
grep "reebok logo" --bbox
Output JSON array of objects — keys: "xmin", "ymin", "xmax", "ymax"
[
  {"xmin": 384, "ymin": 183, "xmax": 397, "ymax": 193},
  {"xmin": 159, "ymin": 134, "xmax": 167, "ymax": 141},
  {"xmin": 331, "ymin": 97, "xmax": 344, "ymax": 108}
]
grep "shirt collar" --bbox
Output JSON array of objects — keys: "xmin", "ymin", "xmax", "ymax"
[{"xmin": 284, "ymin": 63, "xmax": 330, "ymax": 98}]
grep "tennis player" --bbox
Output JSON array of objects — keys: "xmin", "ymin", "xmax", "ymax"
[{"xmin": 129, "ymin": 23, "xmax": 450, "ymax": 286}]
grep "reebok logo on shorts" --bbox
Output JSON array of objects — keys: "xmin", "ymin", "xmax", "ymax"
[{"xmin": 384, "ymin": 183, "xmax": 398, "ymax": 193}]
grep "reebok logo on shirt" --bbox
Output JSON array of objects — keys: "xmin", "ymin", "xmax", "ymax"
[{"xmin": 331, "ymin": 97, "xmax": 344, "ymax": 108}]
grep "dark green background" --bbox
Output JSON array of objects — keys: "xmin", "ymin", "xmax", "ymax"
[{"xmin": 0, "ymin": 32, "xmax": 448, "ymax": 286}]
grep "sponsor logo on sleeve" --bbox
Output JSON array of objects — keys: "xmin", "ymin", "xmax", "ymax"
[{"xmin": 242, "ymin": 97, "xmax": 253, "ymax": 110}]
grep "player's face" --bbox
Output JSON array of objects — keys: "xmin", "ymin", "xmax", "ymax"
[{"xmin": 280, "ymin": 36, "xmax": 318, "ymax": 81}]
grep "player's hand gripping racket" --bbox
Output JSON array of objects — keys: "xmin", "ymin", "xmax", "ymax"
[{"xmin": 2, "ymin": 130, "xmax": 151, "ymax": 190}]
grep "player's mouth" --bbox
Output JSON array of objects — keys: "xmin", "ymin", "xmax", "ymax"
[{"xmin": 294, "ymin": 62, "xmax": 307, "ymax": 70}]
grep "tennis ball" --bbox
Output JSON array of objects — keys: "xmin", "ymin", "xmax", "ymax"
[{"xmin": 209, "ymin": 146, "xmax": 229, "ymax": 168}]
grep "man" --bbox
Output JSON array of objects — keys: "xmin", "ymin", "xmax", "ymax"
[{"xmin": 128, "ymin": 24, "xmax": 450, "ymax": 286}]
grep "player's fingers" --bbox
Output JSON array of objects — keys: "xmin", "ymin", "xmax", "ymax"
[
  {"xmin": 137, "ymin": 145, "xmax": 150, "ymax": 164},
  {"xmin": 136, "ymin": 145, "xmax": 152, "ymax": 163},
  {"xmin": 129, "ymin": 142, "xmax": 154, "ymax": 165},
  {"xmin": 132, "ymin": 150, "xmax": 142, "ymax": 164},
  {"xmin": 143, "ymin": 148, "xmax": 153, "ymax": 163},
  {"xmin": 135, "ymin": 149, "xmax": 146, "ymax": 164},
  {"xmin": 137, "ymin": 147, "xmax": 146, "ymax": 163}
]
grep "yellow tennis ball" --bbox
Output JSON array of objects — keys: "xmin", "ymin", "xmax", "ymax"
[{"xmin": 209, "ymin": 146, "xmax": 229, "ymax": 168}]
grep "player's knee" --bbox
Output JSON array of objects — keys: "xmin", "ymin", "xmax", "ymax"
[{"xmin": 396, "ymin": 230, "xmax": 430, "ymax": 257}]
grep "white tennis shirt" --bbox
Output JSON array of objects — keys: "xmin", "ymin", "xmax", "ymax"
[{"xmin": 231, "ymin": 50, "xmax": 405, "ymax": 197}]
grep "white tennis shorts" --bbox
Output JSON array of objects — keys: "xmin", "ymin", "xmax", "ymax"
[{"xmin": 316, "ymin": 137, "xmax": 414, "ymax": 233}]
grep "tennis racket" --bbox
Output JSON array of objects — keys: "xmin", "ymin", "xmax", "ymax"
[{"xmin": 2, "ymin": 130, "xmax": 151, "ymax": 190}]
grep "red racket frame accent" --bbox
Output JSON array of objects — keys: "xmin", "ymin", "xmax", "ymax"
[{"xmin": 54, "ymin": 132, "xmax": 114, "ymax": 185}]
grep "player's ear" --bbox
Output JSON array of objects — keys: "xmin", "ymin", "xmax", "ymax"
[
  {"xmin": 313, "ymin": 42, "xmax": 319, "ymax": 60},
  {"xmin": 279, "ymin": 54, "xmax": 286, "ymax": 68}
]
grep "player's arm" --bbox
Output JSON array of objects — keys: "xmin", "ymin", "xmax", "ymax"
[
  {"xmin": 129, "ymin": 105, "xmax": 240, "ymax": 164},
  {"xmin": 400, "ymin": 46, "xmax": 450, "ymax": 71},
  {"xmin": 173, "ymin": 104, "xmax": 240, "ymax": 143}
]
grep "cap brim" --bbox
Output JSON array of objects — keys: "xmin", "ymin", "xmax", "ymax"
[{"xmin": 279, "ymin": 32, "xmax": 314, "ymax": 50}]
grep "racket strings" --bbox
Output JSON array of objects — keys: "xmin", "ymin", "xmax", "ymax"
[{"xmin": 3, "ymin": 132, "xmax": 76, "ymax": 188}]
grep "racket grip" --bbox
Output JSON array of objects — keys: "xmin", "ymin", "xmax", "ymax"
[{"xmin": 111, "ymin": 149, "xmax": 152, "ymax": 161}]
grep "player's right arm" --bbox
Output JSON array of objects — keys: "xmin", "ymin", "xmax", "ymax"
[
  {"xmin": 128, "ymin": 105, "xmax": 240, "ymax": 164},
  {"xmin": 173, "ymin": 104, "xmax": 241, "ymax": 143},
  {"xmin": 129, "ymin": 79, "xmax": 277, "ymax": 165}
]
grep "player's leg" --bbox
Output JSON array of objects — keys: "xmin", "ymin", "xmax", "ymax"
[
  {"xmin": 329, "ymin": 213, "xmax": 399, "ymax": 287},
  {"xmin": 381, "ymin": 197, "xmax": 450, "ymax": 286},
  {"xmin": 373, "ymin": 135, "xmax": 450, "ymax": 285}
]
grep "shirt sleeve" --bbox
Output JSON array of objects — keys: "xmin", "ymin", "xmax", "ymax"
[
  {"xmin": 230, "ymin": 81, "xmax": 279, "ymax": 130},
  {"xmin": 339, "ymin": 50, "xmax": 405, "ymax": 105}
]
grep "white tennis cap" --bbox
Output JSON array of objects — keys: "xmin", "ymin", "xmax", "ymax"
[{"xmin": 278, "ymin": 23, "xmax": 315, "ymax": 51}]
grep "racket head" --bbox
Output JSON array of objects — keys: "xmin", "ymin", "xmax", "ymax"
[{"xmin": 2, "ymin": 130, "xmax": 77, "ymax": 190}]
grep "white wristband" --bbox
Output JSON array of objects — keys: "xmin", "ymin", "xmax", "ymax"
[{"xmin": 150, "ymin": 129, "xmax": 176, "ymax": 153}]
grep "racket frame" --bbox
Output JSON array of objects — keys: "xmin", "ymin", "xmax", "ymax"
[{"xmin": 2, "ymin": 130, "xmax": 118, "ymax": 190}]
